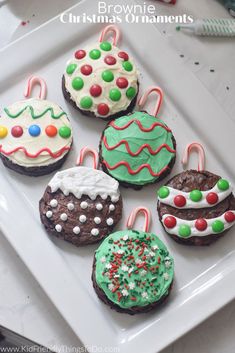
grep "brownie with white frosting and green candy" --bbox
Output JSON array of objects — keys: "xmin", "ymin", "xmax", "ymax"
[
  {"xmin": 92, "ymin": 230, "xmax": 174, "ymax": 314},
  {"xmin": 157, "ymin": 170, "xmax": 235, "ymax": 246},
  {"xmin": 62, "ymin": 40, "xmax": 139, "ymax": 120}
]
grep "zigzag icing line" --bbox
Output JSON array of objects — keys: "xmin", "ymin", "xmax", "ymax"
[
  {"xmin": 103, "ymin": 160, "xmax": 169, "ymax": 176},
  {"xmin": 0, "ymin": 145, "xmax": 70, "ymax": 158},
  {"xmin": 103, "ymin": 136, "xmax": 176, "ymax": 156},
  {"xmin": 4, "ymin": 106, "xmax": 66, "ymax": 119},
  {"xmin": 109, "ymin": 119, "xmax": 172, "ymax": 132}
]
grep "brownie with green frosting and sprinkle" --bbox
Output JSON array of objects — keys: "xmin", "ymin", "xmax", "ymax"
[
  {"xmin": 157, "ymin": 170, "xmax": 235, "ymax": 246},
  {"xmin": 92, "ymin": 229, "xmax": 174, "ymax": 314}
]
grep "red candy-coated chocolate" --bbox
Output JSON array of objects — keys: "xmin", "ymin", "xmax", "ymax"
[
  {"xmin": 174, "ymin": 195, "xmax": 186, "ymax": 207},
  {"xmin": 206, "ymin": 192, "xmax": 218, "ymax": 205},
  {"xmin": 11, "ymin": 126, "xmax": 23, "ymax": 138},
  {"xmin": 45, "ymin": 125, "xmax": 57, "ymax": 137},
  {"xmin": 75, "ymin": 50, "xmax": 86, "ymax": 59},
  {"xmin": 195, "ymin": 218, "xmax": 207, "ymax": 231},
  {"xmin": 81, "ymin": 64, "xmax": 92, "ymax": 76},
  {"xmin": 116, "ymin": 77, "xmax": 128, "ymax": 89},
  {"xmin": 164, "ymin": 216, "xmax": 177, "ymax": 229},
  {"xmin": 118, "ymin": 51, "xmax": 129, "ymax": 61},
  {"xmin": 224, "ymin": 211, "xmax": 235, "ymax": 223},
  {"xmin": 90, "ymin": 84, "xmax": 102, "ymax": 97},
  {"xmin": 97, "ymin": 103, "xmax": 109, "ymax": 116},
  {"xmin": 104, "ymin": 55, "xmax": 117, "ymax": 65}
]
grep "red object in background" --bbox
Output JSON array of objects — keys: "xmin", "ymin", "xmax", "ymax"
[{"xmin": 157, "ymin": 0, "xmax": 176, "ymax": 4}]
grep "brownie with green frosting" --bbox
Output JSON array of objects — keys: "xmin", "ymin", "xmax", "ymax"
[{"xmin": 92, "ymin": 229, "xmax": 174, "ymax": 314}]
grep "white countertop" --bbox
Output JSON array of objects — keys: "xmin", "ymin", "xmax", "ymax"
[{"xmin": 0, "ymin": 0, "xmax": 234, "ymax": 352}]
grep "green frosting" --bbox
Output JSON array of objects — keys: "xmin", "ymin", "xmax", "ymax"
[
  {"xmin": 95, "ymin": 230, "xmax": 174, "ymax": 309},
  {"xmin": 101, "ymin": 111, "xmax": 176, "ymax": 186},
  {"xmin": 4, "ymin": 106, "xmax": 66, "ymax": 119}
]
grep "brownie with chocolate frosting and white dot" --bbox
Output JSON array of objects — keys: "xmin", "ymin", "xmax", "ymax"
[{"xmin": 39, "ymin": 166, "xmax": 122, "ymax": 246}]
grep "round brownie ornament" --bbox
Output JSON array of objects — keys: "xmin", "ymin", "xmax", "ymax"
[
  {"xmin": 157, "ymin": 143, "xmax": 235, "ymax": 246},
  {"xmin": 92, "ymin": 207, "xmax": 174, "ymax": 314},
  {"xmin": 0, "ymin": 76, "xmax": 73, "ymax": 176},
  {"xmin": 39, "ymin": 147, "xmax": 123, "ymax": 246},
  {"xmin": 62, "ymin": 25, "xmax": 139, "ymax": 119},
  {"xmin": 100, "ymin": 87, "xmax": 176, "ymax": 189}
]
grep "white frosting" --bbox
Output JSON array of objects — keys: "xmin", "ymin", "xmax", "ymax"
[
  {"xmin": 73, "ymin": 226, "xmax": 80, "ymax": 235},
  {"xmin": 50, "ymin": 199, "xmax": 58, "ymax": 208},
  {"xmin": 60, "ymin": 213, "xmax": 68, "ymax": 221},
  {"xmin": 67, "ymin": 203, "xmax": 74, "ymax": 211},
  {"xmin": 162, "ymin": 212, "xmax": 235, "ymax": 238},
  {"xmin": 0, "ymin": 98, "xmax": 72, "ymax": 167},
  {"xmin": 106, "ymin": 218, "xmax": 114, "ymax": 226},
  {"xmin": 159, "ymin": 184, "xmax": 232, "ymax": 209},
  {"xmin": 96, "ymin": 203, "xmax": 103, "ymax": 210},
  {"xmin": 48, "ymin": 166, "xmax": 120, "ymax": 201},
  {"xmin": 91, "ymin": 228, "xmax": 99, "ymax": 236},
  {"xmin": 64, "ymin": 43, "xmax": 138, "ymax": 117}
]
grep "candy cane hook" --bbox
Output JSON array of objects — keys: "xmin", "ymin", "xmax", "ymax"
[
  {"xmin": 127, "ymin": 207, "xmax": 151, "ymax": 233},
  {"xmin": 138, "ymin": 86, "xmax": 164, "ymax": 117},
  {"xmin": 24, "ymin": 76, "xmax": 47, "ymax": 100},
  {"xmin": 76, "ymin": 147, "xmax": 99, "ymax": 169},
  {"xmin": 99, "ymin": 25, "xmax": 121, "ymax": 46},
  {"xmin": 182, "ymin": 143, "xmax": 205, "ymax": 172}
]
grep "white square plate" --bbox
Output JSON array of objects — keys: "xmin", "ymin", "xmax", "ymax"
[{"xmin": 0, "ymin": 1, "xmax": 235, "ymax": 352}]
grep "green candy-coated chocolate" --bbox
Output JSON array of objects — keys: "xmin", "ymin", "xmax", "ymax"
[
  {"xmin": 80, "ymin": 96, "xmax": 93, "ymax": 109},
  {"xmin": 179, "ymin": 224, "xmax": 191, "ymax": 237},
  {"xmin": 122, "ymin": 61, "xmax": 133, "ymax": 72},
  {"xmin": 72, "ymin": 77, "xmax": 84, "ymax": 90},
  {"xmin": 217, "ymin": 179, "xmax": 229, "ymax": 191},
  {"xmin": 158, "ymin": 186, "xmax": 170, "ymax": 199},
  {"xmin": 66, "ymin": 63, "xmax": 77, "ymax": 75},
  {"xmin": 89, "ymin": 49, "xmax": 101, "ymax": 60},
  {"xmin": 212, "ymin": 220, "xmax": 224, "ymax": 233},
  {"xmin": 59, "ymin": 126, "xmax": 71, "ymax": 138},
  {"xmin": 109, "ymin": 88, "xmax": 121, "ymax": 101},
  {"xmin": 190, "ymin": 189, "xmax": 203, "ymax": 202},
  {"xmin": 95, "ymin": 230, "xmax": 174, "ymax": 309},
  {"xmin": 126, "ymin": 87, "xmax": 136, "ymax": 99},
  {"xmin": 100, "ymin": 41, "xmax": 112, "ymax": 51},
  {"xmin": 102, "ymin": 70, "xmax": 114, "ymax": 82}
]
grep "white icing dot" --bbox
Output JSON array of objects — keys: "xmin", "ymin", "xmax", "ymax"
[
  {"xmin": 79, "ymin": 215, "xmax": 87, "ymax": 223},
  {"xmin": 96, "ymin": 203, "xmax": 103, "ymax": 210},
  {"xmin": 109, "ymin": 204, "xmax": 115, "ymax": 211},
  {"xmin": 80, "ymin": 201, "xmax": 88, "ymax": 209},
  {"xmin": 55, "ymin": 224, "xmax": 62, "ymax": 232},
  {"xmin": 46, "ymin": 211, "xmax": 52, "ymax": 218},
  {"xmin": 111, "ymin": 195, "xmax": 119, "ymax": 203},
  {"xmin": 94, "ymin": 217, "xmax": 101, "ymax": 224},
  {"xmin": 60, "ymin": 213, "xmax": 68, "ymax": 221},
  {"xmin": 101, "ymin": 194, "xmax": 108, "ymax": 200},
  {"xmin": 142, "ymin": 291, "xmax": 148, "ymax": 299},
  {"xmin": 91, "ymin": 228, "xmax": 99, "ymax": 236},
  {"xmin": 50, "ymin": 199, "xmax": 58, "ymax": 208},
  {"xmin": 100, "ymin": 256, "xmax": 106, "ymax": 263},
  {"xmin": 67, "ymin": 203, "xmax": 75, "ymax": 211},
  {"xmin": 163, "ymin": 273, "xmax": 170, "ymax": 281},
  {"xmin": 121, "ymin": 289, "xmax": 129, "ymax": 297},
  {"xmin": 73, "ymin": 226, "xmax": 80, "ymax": 235},
  {"xmin": 106, "ymin": 218, "xmax": 114, "ymax": 226}
]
